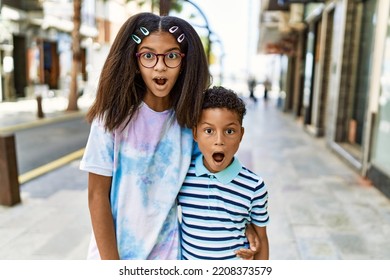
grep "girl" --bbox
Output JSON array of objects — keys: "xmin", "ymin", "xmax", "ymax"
[{"xmin": 80, "ymin": 12, "xmax": 210, "ymax": 259}]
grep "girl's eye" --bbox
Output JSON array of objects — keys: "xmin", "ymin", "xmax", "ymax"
[
  {"xmin": 166, "ymin": 52, "xmax": 178, "ymax": 60},
  {"xmin": 226, "ymin": 129, "xmax": 235, "ymax": 135},
  {"xmin": 143, "ymin": 52, "xmax": 155, "ymax": 60}
]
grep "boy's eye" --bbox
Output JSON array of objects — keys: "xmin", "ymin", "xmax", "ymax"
[
  {"xmin": 204, "ymin": 128, "xmax": 213, "ymax": 134},
  {"xmin": 226, "ymin": 129, "xmax": 235, "ymax": 135}
]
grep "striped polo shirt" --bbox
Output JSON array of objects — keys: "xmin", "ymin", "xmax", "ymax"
[{"xmin": 178, "ymin": 154, "xmax": 269, "ymax": 260}]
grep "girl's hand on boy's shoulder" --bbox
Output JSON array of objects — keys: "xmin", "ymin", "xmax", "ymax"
[
  {"xmin": 234, "ymin": 248, "xmax": 255, "ymax": 260},
  {"xmin": 245, "ymin": 223, "xmax": 260, "ymax": 252}
]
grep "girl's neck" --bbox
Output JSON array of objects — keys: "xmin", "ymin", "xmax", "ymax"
[{"xmin": 143, "ymin": 95, "xmax": 171, "ymax": 112}]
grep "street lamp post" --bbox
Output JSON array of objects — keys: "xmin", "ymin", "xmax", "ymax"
[
  {"xmin": 177, "ymin": 0, "xmax": 225, "ymax": 83},
  {"xmin": 183, "ymin": 0, "xmax": 211, "ymax": 64},
  {"xmin": 211, "ymin": 35, "xmax": 225, "ymax": 84}
]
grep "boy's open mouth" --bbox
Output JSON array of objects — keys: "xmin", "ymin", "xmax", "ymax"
[
  {"xmin": 154, "ymin": 78, "xmax": 167, "ymax": 85},
  {"xmin": 212, "ymin": 152, "xmax": 225, "ymax": 163}
]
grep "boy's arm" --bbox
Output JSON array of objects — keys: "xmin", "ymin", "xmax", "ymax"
[
  {"xmin": 253, "ymin": 225, "xmax": 269, "ymax": 260},
  {"xmin": 88, "ymin": 172, "xmax": 120, "ymax": 260}
]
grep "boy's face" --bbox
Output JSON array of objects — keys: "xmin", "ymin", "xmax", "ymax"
[{"xmin": 193, "ymin": 108, "xmax": 244, "ymax": 173}]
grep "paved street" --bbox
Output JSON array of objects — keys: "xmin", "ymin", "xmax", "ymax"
[
  {"xmin": 1, "ymin": 97, "xmax": 390, "ymax": 260},
  {"xmin": 14, "ymin": 117, "xmax": 90, "ymax": 174}
]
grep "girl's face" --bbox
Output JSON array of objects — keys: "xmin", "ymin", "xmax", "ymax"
[{"xmin": 137, "ymin": 31, "xmax": 182, "ymax": 112}]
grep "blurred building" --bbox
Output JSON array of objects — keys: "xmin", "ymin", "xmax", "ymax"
[
  {"xmin": 257, "ymin": 0, "xmax": 390, "ymax": 198},
  {"xmin": 0, "ymin": 0, "xmax": 144, "ymax": 102}
]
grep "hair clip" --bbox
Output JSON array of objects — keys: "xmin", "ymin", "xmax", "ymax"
[
  {"xmin": 177, "ymin": 34, "xmax": 185, "ymax": 43},
  {"xmin": 169, "ymin": 26, "xmax": 179, "ymax": 33},
  {"xmin": 132, "ymin": 34, "xmax": 141, "ymax": 44},
  {"xmin": 140, "ymin": 27, "xmax": 149, "ymax": 36}
]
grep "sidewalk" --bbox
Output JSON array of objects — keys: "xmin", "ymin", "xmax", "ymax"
[
  {"xmin": 239, "ymin": 99, "xmax": 390, "ymax": 260},
  {"xmin": 0, "ymin": 95, "xmax": 93, "ymax": 259},
  {"xmin": 0, "ymin": 95, "xmax": 94, "ymax": 131},
  {"xmin": 1, "ymin": 97, "xmax": 390, "ymax": 259}
]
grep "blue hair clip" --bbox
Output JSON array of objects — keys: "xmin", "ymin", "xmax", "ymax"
[
  {"xmin": 140, "ymin": 27, "xmax": 149, "ymax": 35},
  {"xmin": 132, "ymin": 34, "xmax": 141, "ymax": 44}
]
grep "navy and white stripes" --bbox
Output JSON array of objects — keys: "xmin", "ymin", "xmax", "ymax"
[{"xmin": 178, "ymin": 155, "xmax": 269, "ymax": 260}]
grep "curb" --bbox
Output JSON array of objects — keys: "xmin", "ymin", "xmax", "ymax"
[
  {"xmin": 0, "ymin": 108, "xmax": 89, "ymax": 185},
  {"xmin": 18, "ymin": 148, "xmax": 85, "ymax": 184},
  {"xmin": 0, "ymin": 110, "xmax": 87, "ymax": 134}
]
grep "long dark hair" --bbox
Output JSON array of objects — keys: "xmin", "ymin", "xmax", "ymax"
[{"xmin": 87, "ymin": 12, "xmax": 211, "ymax": 131}]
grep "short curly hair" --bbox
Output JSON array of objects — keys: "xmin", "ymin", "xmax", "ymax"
[{"xmin": 202, "ymin": 86, "xmax": 246, "ymax": 124}]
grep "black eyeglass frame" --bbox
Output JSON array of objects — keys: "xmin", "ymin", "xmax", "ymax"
[{"xmin": 135, "ymin": 51, "xmax": 185, "ymax": 69}]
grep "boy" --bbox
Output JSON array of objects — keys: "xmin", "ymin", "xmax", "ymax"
[{"xmin": 178, "ymin": 86, "xmax": 269, "ymax": 260}]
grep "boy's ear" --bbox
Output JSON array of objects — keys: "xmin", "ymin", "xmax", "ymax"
[
  {"xmin": 240, "ymin": 127, "xmax": 245, "ymax": 142},
  {"xmin": 192, "ymin": 127, "xmax": 198, "ymax": 142}
]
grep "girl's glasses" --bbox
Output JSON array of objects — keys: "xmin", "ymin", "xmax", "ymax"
[{"xmin": 136, "ymin": 51, "xmax": 185, "ymax": 68}]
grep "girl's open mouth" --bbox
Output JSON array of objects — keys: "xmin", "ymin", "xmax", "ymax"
[{"xmin": 154, "ymin": 78, "xmax": 167, "ymax": 85}]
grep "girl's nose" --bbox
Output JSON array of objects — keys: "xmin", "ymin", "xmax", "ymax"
[{"xmin": 154, "ymin": 56, "xmax": 167, "ymax": 71}]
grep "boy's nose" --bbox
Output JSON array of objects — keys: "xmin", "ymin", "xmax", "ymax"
[{"xmin": 214, "ymin": 132, "xmax": 225, "ymax": 146}]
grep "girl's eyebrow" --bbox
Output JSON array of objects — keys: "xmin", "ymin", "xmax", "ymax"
[{"xmin": 138, "ymin": 46, "xmax": 181, "ymax": 52}]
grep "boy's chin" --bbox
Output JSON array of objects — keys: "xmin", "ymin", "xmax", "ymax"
[{"xmin": 205, "ymin": 160, "xmax": 228, "ymax": 173}]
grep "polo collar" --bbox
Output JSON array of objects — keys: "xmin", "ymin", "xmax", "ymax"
[{"xmin": 195, "ymin": 154, "xmax": 242, "ymax": 184}]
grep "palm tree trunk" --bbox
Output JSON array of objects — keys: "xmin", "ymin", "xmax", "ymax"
[
  {"xmin": 159, "ymin": 0, "xmax": 171, "ymax": 16},
  {"xmin": 67, "ymin": 0, "xmax": 81, "ymax": 111}
]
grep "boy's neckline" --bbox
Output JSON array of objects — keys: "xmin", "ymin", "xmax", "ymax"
[{"xmin": 194, "ymin": 155, "xmax": 242, "ymax": 184}]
